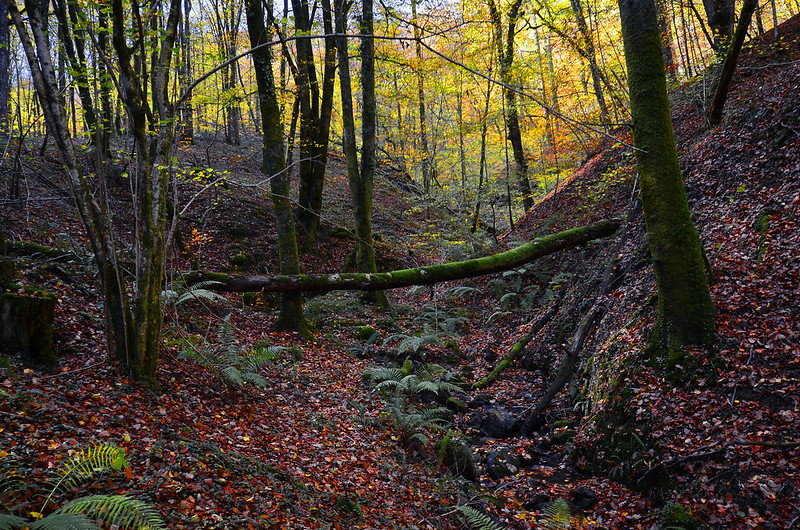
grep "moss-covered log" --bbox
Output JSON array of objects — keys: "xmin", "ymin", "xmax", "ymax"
[
  {"xmin": 186, "ymin": 220, "xmax": 619, "ymax": 294},
  {"xmin": 472, "ymin": 303, "xmax": 559, "ymax": 390}
]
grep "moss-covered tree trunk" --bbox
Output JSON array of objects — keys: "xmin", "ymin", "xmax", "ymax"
[
  {"xmin": 707, "ymin": 0, "xmax": 757, "ymax": 126},
  {"xmin": 334, "ymin": 0, "xmax": 388, "ymax": 308},
  {"xmin": 293, "ymin": 0, "xmax": 336, "ymax": 250},
  {"xmin": 186, "ymin": 220, "xmax": 619, "ymax": 293},
  {"xmin": 618, "ymin": 0, "xmax": 715, "ymax": 355},
  {"xmin": 11, "ymin": 0, "xmax": 136, "ymax": 374},
  {"xmin": 246, "ymin": 0, "xmax": 311, "ymax": 338}
]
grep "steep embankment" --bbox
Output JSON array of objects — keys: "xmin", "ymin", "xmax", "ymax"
[{"xmin": 459, "ymin": 14, "xmax": 799, "ymax": 529}]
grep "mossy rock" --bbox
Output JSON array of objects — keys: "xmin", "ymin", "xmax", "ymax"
[
  {"xmin": 229, "ymin": 253, "xmax": 250, "ymax": 268},
  {"xmin": 1, "ymin": 288, "xmax": 57, "ymax": 366},
  {"xmin": 660, "ymin": 502, "xmax": 700, "ymax": 530},
  {"xmin": 445, "ymin": 396, "xmax": 467, "ymax": 413},
  {"xmin": 550, "ymin": 429, "xmax": 577, "ymax": 446},
  {"xmin": 355, "ymin": 325, "xmax": 377, "ymax": 341},
  {"xmin": 437, "ymin": 432, "xmax": 476, "ymax": 481}
]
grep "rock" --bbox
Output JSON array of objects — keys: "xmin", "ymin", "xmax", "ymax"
[
  {"xmin": 445, "ymin": 396, "xmax": 468, "ymax": 413},
  {"xmin": 479, "ymin": 408, "xmax": 519, "ymax": 438},
  {"xmin": 438, "ymin": 433, "xmax": 477, "ymax": 481},
  {"xmin": 468, "ymin": 393, "xmax": 492, "ymax": 409},
  {"xmin": 571, "ymin": 486, "xmax": 599, "ymax": 511},
  {"xmin": 486, "ymin": 447, "xmax": 521, "ymax": 480},
  {"xmin": 522, "ymin": 493, "xmax": 551, "ymax": 511},
  {"xmin": 482, "ymin": 348, "xmax": 498, "ymax": 362}
]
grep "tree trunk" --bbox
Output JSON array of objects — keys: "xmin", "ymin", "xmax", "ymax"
[
  {"xmin": 701, "ymin": 0, "xmax": 735, "ymax": 51},
  {"xmin": 178, "ymin": 0, "xmax": 194, "ymax": 143},
  {"xmin": 0, "ymin": 0, "xmax": 11, "ymax": 132},
  {"xmin": 411, "ymin": 0, "xmax": 433, "ymax": 194},
  {"xmin": 357, "ymin": 0, "xmax": 389, "ymax": 308},
  {"xmin": 707, "ymin": 0, "xmax": 758, "ymax": 126},
  {"xmin": 488, "ymin": 0, "xmax": 534, "ymax": 212},
  {"xmin": 245, "ymin": 0, "xmax": 311, "ymax": 338},
  {"xmin": 294, "ymin": 0, "xmax": 336, "ymax": 249},
  {"xmin": 570, "ymin": 0, "xmax": 611, "ymax": 127},
  {"xmin": 10, "ymin": 0, "xmax": 137, "ymax": 374},
  {"xmin": 618, "ymin": 0, "xmax": 715, "ymax": 355},
  {"xmin": 185, "ymin": 220, "xmax": 619, "ymax": 293},
  {"xmin": 112, "ymin": 0, "xmax": 183, "ymax": 381}
]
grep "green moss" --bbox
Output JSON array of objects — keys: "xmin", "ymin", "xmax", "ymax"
[
  {"xmin": 660, "ymin": 502, "xmax": 699, "ymax": 530},
  {"xmin": 550, "ymin": 429, "xmax": 576, "ymax": 446},
  {"xmin": 445, "ymin": 396, "xmax": 467, "ymax": 413},
  {"xmin": 229, "ymin": 253, "xmax": 250, "ymax": 267},
  {"xmin": 437, "ymin": 431, "xmax": 476, "ymax": 481},
  {"xmin": 355, "ymin": 325, "xmax": 377, "ymax": 340}
]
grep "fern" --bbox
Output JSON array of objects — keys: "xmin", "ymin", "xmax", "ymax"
[
  {"xmin": 162, "ymin": 281, "xmax": 226, "ymax": 306},
  {"xmin": 444, "ymin": 286, "xmax": 481, "ymax": 299},
  {"xmin": 28, "ymin": 513, "xmax": 98, "ymax": 530},
  {"xmin": 540, "ymin": 498, "xmax": 572, "ymax": 529},
  {"xmin": 453, "ymin": 505, "xmax": 505, "ymax": 530},
  {"xmin": 48, "ymin": 444, "xmax": 127, "ymax": 499},
  {"xmin": 364, "ymin": 366, "xmax": 404, "ymax": 385},
  {"xmin": 57, "ymin": 495, "xmax": 166, "ymax": 530},
  {"xmin": 179, "ymin": 315, "xmax": 282, "ymax": 388},
  {"xmin": 0, "ymin": 514, "xmax": 27, "ymax": 530}
]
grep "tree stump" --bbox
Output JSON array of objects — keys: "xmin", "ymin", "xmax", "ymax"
[{"xmin": 0, "ymin": 257, "xmax": 57, "ymax": 366}]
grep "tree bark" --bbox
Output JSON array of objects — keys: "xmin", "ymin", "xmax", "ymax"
[
  {"xmin": 294, "ymin": 0, "xmax": 336, "ymax": 249},
  {"xmin": 618, "ymin": 0, "xmax": 715, "ymax": 353},
  {"xmin": 0, "ymin": 0, "xmax": 8, "ymax": 132},
  {"xmin": 707, "ymin": 0, "xmax": 758, "ymax": 126},
  {"xmin": 185, "ymin": 220, "xmax": 619, "ymax": 293},
  {"xmin": 245, "ymin": 0, "xmax": 311, "ymax": 338},
  {"xmin": 488, "ymin": 0, "xmax": 535, "ymax": 212},
  {"xmin": 411, "ymin": 0, "xmax": 433, "ymax": 194},
  {"xmin": 701, "ymin": 0, "xmax": 735, "ymax": 51},
  {"xmin": 357, "ymin": 0, "xmax": 389, "ymax": 308}
]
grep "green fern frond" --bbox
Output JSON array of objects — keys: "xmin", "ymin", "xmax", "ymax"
[
  {"xmin": 220, "ymin": 365, "xmax": 244, "ymax": 386},
  {"xmin": 216, "ymin": 315, "xmax": 238, "ymax": 357},
  {"xmin": 453, "ymin": 505, "xmax": 505, "ymax": 530},
  {"xmin": 407, "ymin": 432, "xmax": 429, "ymax": 446},
  {"xmin": 540, "ymin": 498, "xmax": 572, "ymax": 529},
  {"xmin": 396, "ymin": 336, "xmax": 426, "ymax": 355},
  {"xmin": 50, "ymin": 444, "xmax": 127, "ymax": 496},
  {"xmin": 57, "ymin": 494, "xmax": 166, "ymax": 530},
  {"xmin": 373, "ymin": 379, "xmax": 402, "ymax": 392},
  {"xmin": 176, "ymin": 284, "xmax": 226, "ymax": 305},
  {"xmin": 240, "ymin": 372, "xmax": 268, "ymax": 388},
  {"xmin": 485, "ymin": 311, "xmax": 511, "ymax": 325},
  {"xmin": 364, "ymin": 366, "xmax": 403, "ymax": 384},
  {"xmin": 413, "ymin": 380, "xmax": 441, "ymax": 395},
  {"xmin": 29, "ymin": 512, "xmax": 99, "ymax": 530},
  {"xmin": 445, "ymin": 286, "xmax": 481, "ymax": 298},
  {"xmin": 0, "ymin": 513, "xmax": 27, "ymax": 530}
]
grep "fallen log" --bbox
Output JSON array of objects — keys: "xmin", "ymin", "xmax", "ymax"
[
  {"xmin": 184, "ymin": 220, "xmax": 620, "ymax": 294},
  {"xmin": 472, "ymin": 302, "xmax": 560, "ymax": 391}
]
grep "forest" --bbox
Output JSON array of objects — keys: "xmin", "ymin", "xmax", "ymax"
[{"xmin": 0, "ymin": 0, "xmax": 798, "ymax": 526}]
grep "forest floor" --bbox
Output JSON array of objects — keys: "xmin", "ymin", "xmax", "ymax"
[{"xmin": 2, "ymin": 15, "xmax": 800, "ymax": 530}]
